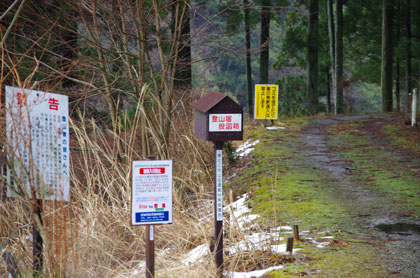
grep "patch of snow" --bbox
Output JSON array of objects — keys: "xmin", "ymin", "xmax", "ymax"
[
  {"xmin": 316, "ymin": 242, "xmax": 330, "ymax": 248},
  {"xmin": 266, "ymin": 126, "xmax": 286, "ymax": 130},
  {"xmin": 271, "ymin": 226, "xmax": 293, "ymax": 234},
  {"xmin": 307, "ymin": 235, "xmax": 335, "ymax": 248},
  {"xmin": 236, "ymin": 214, "xmax": 260, "ymax": 229},
  {"xmin": 181, "ymin": 244, "xmax": 209, "ymax": 265},
  {"xmin": 150, "ymin": 190, "xmax": 331, "ymax": 278},
  {"xmin": 235, "ymin": 140, "xmax": 260, "ymax": 157},
  {"xmin": 131, "ymin": 261, "xmax": 145, "ymax": 276},
  {"xmin": 225, "ymin": 195, "xmax": 252, "ymax": 218},
  {"xmin": 228, "ymin": 232, "xmax": 288, "ymax": 255},
  {"xmin": 225, "ymin": 195, "xmax": 261, "ymax": 229},
  {"xmin": 271, "ymin": 243, "xmax": 302, "ymax": 255},
  {"xmin": 226, "ymin": 265, "xmax": 284, "ymax": 278}
]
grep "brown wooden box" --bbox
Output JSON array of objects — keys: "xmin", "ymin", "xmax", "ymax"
[{"xmin": 193, "ymin": 91, "xmax": 243, "ymax": 142}]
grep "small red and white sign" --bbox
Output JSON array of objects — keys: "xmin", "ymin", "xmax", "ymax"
[
  {"xmin": 140, "ymin": 168, "xmax": 165, "ymax": 174},
  {"xmin": 131, "ymin": 160, "xmax": 173, "ymax": 225},
  {"xmin": 209, "ymin": 113, "xmax": 242, "ymax": 132}
]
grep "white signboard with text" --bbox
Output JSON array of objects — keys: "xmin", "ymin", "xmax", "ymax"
[
  {"xmin": 215, "ymin": 150, "xmax": 223, "ymax": 221},
  {"xmin": 131, "ymin": 160, "xmax": 173, "ymax": 225},
  {"xmin": 6, "ymin": 86, "xmax": 70, "ymax": 201},
  {"xmin": 209, "ymin": 114, "xmax": 242, "ymax": 132}
]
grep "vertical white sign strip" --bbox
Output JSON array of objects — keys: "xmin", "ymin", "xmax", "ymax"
[
  {"xmin": 216, "ymin": 150, "xmax": 223, "ymax": 221},
  {"xmin": 150, "ymin": 225, "xmax": 154, "ymax": 241}
]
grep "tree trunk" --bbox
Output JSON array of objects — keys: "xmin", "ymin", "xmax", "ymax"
[
  {"xmin": 172, "ymin": 0, "xmax": 191, "ymax": 90},
  {"xmin": 396, "ymin": 0, "xmax": 401, "ymax": 112},
  {"xmin": 326, "ymin": 68, "xmax": 331, "ymax": 114},
  {"xmin": 381, "ymin": 0, "xmax": 394, "ymax": 112},
  {"xmin": 335, "ymin": 0, "xmax": 344, "ymax": 114},
  {"xmin": 259, "ymin": 0, "xmax": 270, "ymax": 84},
  {"xmin": 327, "ymin": 0, "xmax": 336, "ymax": 114},
  {"xmin": 307, "ymin": 0, "xmax": 319, "ymax": 115},
  {"xmin": 244, "ymin": 0, "xmax": 253, "ymax": 117},
  {"xmin": 405, "ymin": 0, "xmax": 411, "ymax": 112},
  {"xmin": 60, "ymin": 10, "xmax": 77, "ymax": 91}
]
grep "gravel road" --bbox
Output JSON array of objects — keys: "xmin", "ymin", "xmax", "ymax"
[{"xmin": 301, "ymin": 114, "xmax": 420, "ymax": 277}]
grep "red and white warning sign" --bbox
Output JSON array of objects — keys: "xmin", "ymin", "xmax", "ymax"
[
  {"xmin": 6, "ymin": 86, "xmax": 70, "ymax": 201},
  {"xmin": 131, "ymin": 160, "xmax": 173, "ymax": 225}
]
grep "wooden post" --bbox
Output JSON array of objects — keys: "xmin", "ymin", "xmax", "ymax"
[
  {"xmin": 412, "ymin": 88, "xmax": 418, "ymax": 126},
  {"xmin": 293, "ymin": 225, "xmax": 300, "ymax": 241},
  {"xmin": 214, "ymin": 142, "xmax": 224, "ymax": 277},
  {"xmin": 286, "ymin": 236, "xmax": 294, "ymax": 255},
  {"xmin": 33, "ymin": 199, "xmax": 43, "ymax": 278},
  {"xmin": 145, "ymin": 225, "xmax": 155, "ymax": 278}
]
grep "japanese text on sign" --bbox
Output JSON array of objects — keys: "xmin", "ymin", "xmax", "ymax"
[
  {"xmin": 131, "ymin": 160, "xmax": 173, "ymax": 225},
  {"xmin": 5, "ymin": 86, "xmax": 70, "ymax": 201},
  {"xmin": 209, "ymin": 114, "xmax": 242, "ymax": 132},
  {"xmin": 216, "ymin": 150, "xmax": 223, "ymax": 221},
  {"xmin": 254, "ymin": 84, "xmax": 279, "ymax": 120}
]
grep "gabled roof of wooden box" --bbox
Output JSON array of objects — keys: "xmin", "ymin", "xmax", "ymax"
[{"xmin": 192, "ymin": 91, "xmax": 227, "ymax": 113}]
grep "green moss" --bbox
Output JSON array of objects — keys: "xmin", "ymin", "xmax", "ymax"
[
  {"xmin": 326, "ymin": 118, "xmax": 420, "ymax": 217},
  {"xmin": 227, "ymin": 116, "xmax": 420, "ymax": 276},
  {"xmin": 266, "ymin": 240, "xmax": 390, "ymax": 277}
]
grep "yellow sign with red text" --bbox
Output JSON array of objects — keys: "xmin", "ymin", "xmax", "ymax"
[{"xmin": 254, "ymin": 84, "xmax": 278, "ymax": 119}]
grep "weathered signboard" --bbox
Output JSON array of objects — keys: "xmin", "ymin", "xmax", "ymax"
[
  {"xmin": 193, "ymin": 91, "xmax": 243, "ymax": 142},
  {"xmin": 254, "ymin": 84, "xmax": 279, "ymax": 120},
  {"xmin": 5, "ymin": 86, "xmax": 70, "ymax": 201},
  {"xmin": 131, "ymin": 160, "xmax": 173, "ymax": 225}
]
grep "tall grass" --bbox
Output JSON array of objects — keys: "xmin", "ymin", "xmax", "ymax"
[
  {"xmin": 0, "ymin": 83, "xmax": 289, "ymax": 277},
  {"xmin": 1, "ymin": 86, "xmax": 225, "ymax": 277}
]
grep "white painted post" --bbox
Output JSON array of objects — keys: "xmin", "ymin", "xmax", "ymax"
[{"xmin": 412, "ymin": 89, "xmax": 418, "ymax": 127}]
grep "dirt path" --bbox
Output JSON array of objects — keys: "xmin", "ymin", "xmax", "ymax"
[{"xmin": 301, "ymin": 114, "xmax": 420, "ymax": 277}]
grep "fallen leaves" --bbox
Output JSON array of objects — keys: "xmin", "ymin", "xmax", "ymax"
[{"xmin": 328, "ymin": 239, "xmax": 351, "ymax": 248}]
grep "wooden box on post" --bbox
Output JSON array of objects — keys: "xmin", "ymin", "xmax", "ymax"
[
  {"xmin": 193, "ymin": 91, "xmax": 243, "ymax": 142},
  {"xmin": 193, "ymin": 91, "xmax": 243, "ymax": 277}
]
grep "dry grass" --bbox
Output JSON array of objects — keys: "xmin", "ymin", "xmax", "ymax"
[
  {"xmin": 0, "ymin": 75, "xmax": 287, "ymax": 277},
  {"xmin": 0, "ymin": 1, "xmax": 286, "ymax": 274},
  {"xmin": 1, "ymin": 87, "xmax": 270, "ymax": 277}
]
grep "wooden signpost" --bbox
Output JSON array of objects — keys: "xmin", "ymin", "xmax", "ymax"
[
  {"xmin": 131, "ymin": 160, "xmax": 173, "ymax": 278},
  {"xmin": 5, "ymin": 86, "xmax": 70, "ymax": 277},
  {"xmin": 193, "ymin": 91, "xmax": 243, "ymax": 276}
]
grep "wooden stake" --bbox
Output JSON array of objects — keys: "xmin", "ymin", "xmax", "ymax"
[
  {"xmin": 146, "ymin": 225, "xmax": 155, "ymax": 278},
  {"xmin": 286, "ymin": 236, "xmax": 294, "ymax": 255},
  {"xmin": 293, "ymin": 225, "xmax": 300, "ymax": 241},
  {"xmin": 214, "ymin": 142, "xmax": 224, "ymax": 277},
  {"xmin": 33, "ymin": 199, "xmax": 43, "ymax": 278}
]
